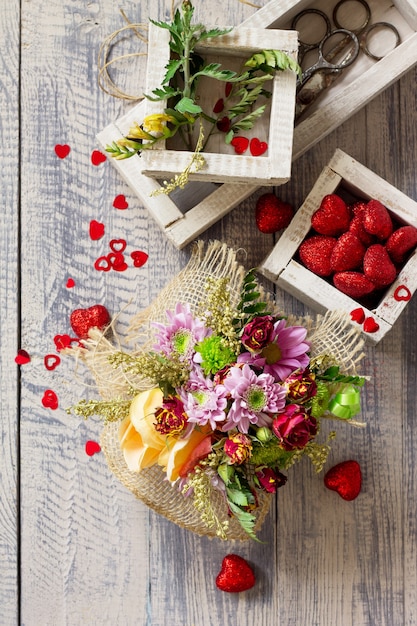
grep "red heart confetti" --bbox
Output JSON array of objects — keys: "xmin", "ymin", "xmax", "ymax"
[
  {"xmin": 70, "ymin": 304, "xmax": 111, "ymax": 339},
  {"xmin": 109, "ymin": 239, "xmax": 127, "ymax": 253},
  {"xmin": 225, "ymin": 82, "xmax": 232, "ymax": 97},
  {"xmin": 85, "ymin": 440, "xmax": 101, "ymax": 457},
  {"xmin": 249, "ymin": 137, "xmax": 268, "ymax": 156},
  {"xmin": 131, "ymin": 250, "xmax": 149, "ymax": 268},
  {"xmin": 216, "ymin": 554, "xmax": 256, "ymax": 593},
  {"xmin": 107, "ymin": 252, "xmax": 128, "ymax": 272},
  {"xmin": 213, "ymin": 98, "xmax": 224, "ymax": 113},
  {"xmin": 42, "ymin": 389, "xmax": 59, "ymax": 410},
  {"xmin": 66, "ymin": 278, "xmax": 75, "ymax": 288},
  {"xmin": 44, "ymin": 354, "xmax": 61, "ymax": 371},
  {"xmin": 216, "ymin": 116, "xmax": 231, "ymax": 133},
  {"xmin": 91, "ymin": 150, "xmax": 107, "ymax": 166},
  {"xmin": 113, "ymin": 194, "xmax": 129, "ymax": 210},
  {"xmin": 363, "ymin": 316, "xmax": 380, "ymax": 333},
  {"xmin": 350, "ymin": 307, "xmax": 365, "ymax": 324},
  {"xmin": 255, "ymin": 193, "xmax": 294, "ymax": 234},
  {"xmin": 15, "ymin": 349, "xmax": 31, "ymax": 365},
  {"xmin": 393, "ymin": 284, "xmax": 412, "ymax": 302},
  {"xmin": 54, "ymin": 334, "xmax": 79, "ymax": 351},
  {"xmin": 324, "ymin": 460, "xmax": 362, "ymax": 501},
  {"xmin": 54, "ymin": 144, "xmax": 70, "ymax": 159},
  {"xmin": 230, "ymin": 136, "xmax": 249, "ymax": 155},
  {"xmin": 94, "ymin": 256, "xmax": 112, "ymax": 272},
  {"xmin": 89, "ymin": 220, "xmax": 105, "ymax": 240}
]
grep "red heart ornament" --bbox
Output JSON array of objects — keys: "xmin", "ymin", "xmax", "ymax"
[
  {"xmin": 363, "ymin": 316, "xmax": 380, "ymax": 333},
  {"xmin": 386, "ymin": 225, "xmax": 417, "ymax": 264},
  {"xmin": 44, "ymin": 354, "xmax": 61, "ymax": 371},
  {"xmin": 362, "ymin": 199, "xmax": 393, "ymax": 241},
  {"xmin": 299, "ymin": 235, "xmax": 337, "ymax": 277},
  {"xmin": 54, "ymin": 144, "xmax": 70, "ymax": 159},
  {"xmin": 363, "ymin": 244, "xmax": 397, "ymax": 288},
  {"xmin": 131, "ymin": 251, "xmax": 149, "ymax": 268},
  {"xmin": 107, "ymin": 252, "xmax": 128, "ymax": 272},
  {"xmin": 54, "ymin": 334, "xmax": 78, "ymax": 351},
  {"xmin": 15, "ymin": 349, "xmax": 31, "ymax": 365},
  {"xmin": 89, "ymin": 220, "xmax": 105, "ymax": 240},
  {"xmin": 42, "ymin": 389, "xmax": 59, "ymax": 410},
  {"xmin": 333, "ymin": 271, "xmax": 375, "ymax": 299},
  {"xmin": 91, "ymin": 150, "xmax": 106, "ymax": 165},
  {"xmin": 113, "ymin": 194, "xmax": 129, "ymax": 210},
  {"xmin": 70, "ymin": 305, "xmax": 111, "ymax": 339},
  {"xmin": 249, "ymin": 137, "xmax": 268, "ymax": 156},
  {"xmin": 230, "ymin": 136, "xmax": 249, "ymax": 155},
  {"xmin": 94, "ymin": 256, "xmax": 112, "ymax": 272},
  {"xmin": 311, "ymin": 194, "xmax": 351, "ymax": 236},
  {"xmin": 85, "ymin": 440, "xmax": 101, "ymax": 457},
  {"xmin": 213, "ymin": 98, "xmax": 224, "ymax": 113},
  {"xmin": 350, "ymin": 307, "xmax": 365, "ymax": 324},
  {"xmin": 393, "ymin": 284, "xmax": 412, "ymax": 302},
  {"xmin": 66, "ymin": 278, "xmax": 75, "ymax": 288},
  {"xmin": 255, "ymin": 193, "xmax": 294, "ymax": 234},
  {"xmin": 324, "ymin": 460, "xmax": 362, "ymax": 501},
  {"xmin": 215, "ymin": 554, "xmax": 256, "ymax": 593},
  {"xmin": 109, "ymin": 239, "xmax": 127, "ymax": 253}
]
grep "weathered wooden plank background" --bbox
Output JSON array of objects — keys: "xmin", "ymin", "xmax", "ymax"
[{"xmin": 1, "ymin": 0, "xmax": 417, "ymax": 624}]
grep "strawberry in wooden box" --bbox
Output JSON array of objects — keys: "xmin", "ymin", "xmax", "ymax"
[{"xmin": 259, "ymin": 149, "xmax": 417, "ymax": 344}]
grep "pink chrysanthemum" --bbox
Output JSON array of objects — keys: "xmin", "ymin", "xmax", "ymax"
[
  {"xmin": 238, "ymin": 318, "xmax": 310, "ymax": 381},
  {"xmin": 179, "ymin": 367, "xmax": 228, "ymax": 430},
  {"xmin": 153, "ymin": 302, "xmax": 211, "ymax": 361},
  {"xmin": 222, "ymin": 364, "xmax": 287, "ymax": 433}
]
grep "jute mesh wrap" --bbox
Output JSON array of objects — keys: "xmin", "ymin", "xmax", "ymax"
[{"xmin": 74, "ymin": 240, "xmax": 365, "ymax": 541}]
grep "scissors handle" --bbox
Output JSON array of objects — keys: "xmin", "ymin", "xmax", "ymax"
[{"xmin": 291, "ymin": 9, "xmax": 332, "ymax": 62}]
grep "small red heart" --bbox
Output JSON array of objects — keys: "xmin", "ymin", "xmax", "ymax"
[
  {"xmin": 216, "ymin": 554, "xmax": 256, "ymax": 593},
  {"xmin": 350, "ymin": 307, "xmax": 365, "ymax": 324},
  {"xmin": 216, "ymin": 116, "xmax": 231, "ymax": 133},
  {"xmin": 70, "ymin": 304, "xmax": 111, "ymax": 339},
  {"xmin": 42, "ymin": 389, "xmax": 59, "ymax": 410},
  {"xmin": 311, "ymin": 194, "xmax": 351, "ymax": 237},
  {"xmin": 107, "ymin": 252, "xmax": 128, "ymax": 272},
  {"xmin": 54, "ymin": 334, "xmax": 79, "ymax": 351},
  {"xmin": 66, "ymin": 278, "xmax": 75, "ymax": 288},
  {"xmin": 131, "ymin": 250, "xmax": 149, "ymax": 268},
  {"xmin": 55, "ymin": 144, "xmax": 70, "ymax": 159},
  {"xmin": 113, "ymin": 194, "xmax": 129, "ymax": 210},
  {"xmin": 225, "ymin": 82, "xmax": 233, "ymax": 97},
  {"xmin": 15, "ymin": 349, "xmax": 31, "ymax": 365},
  {"xmin": 109, "ymin": 238, "xmax": 127, "ymax": 253},
  {"xmin": 89, "ymin": 220, "xmax": 105, "ymax": 240},
  {"xmin": 249, "ymin": 137, "xmax": 268, "ymax": 157},
  {"xmin": 255, "ymin": 193, "xmax": 294, "ymax": 234},
  {"xmin": 85, "ymin": 440, "xmax": 101, "ymax": 457},
  {"xmin": 213, "ymin": 98, "xmax": 224, "ymax": 113},
  {"xmin": 44, "ymin": 354, "xmax": 61, "ymax": 371},
  {"xmin": 230, "ymin": 136, "xmax": 249, "ymax": 155},
  {"xmin": 91, "ymin": 150, "xmax": 107, "ymax": 166},
  {"xmin": 363, "ymin": 316, "xmax": 380, "ymax": 333},
  {"xmin": 324, "ymin": 460, "xmax": 362, "ymax": 501},
  {"xmin": 393, "ymin": 284, "xmax": 412, "ymax": 302},
  {"xmin": 94, "ymin": 256, "xmax": 112, "ymax": 272}
]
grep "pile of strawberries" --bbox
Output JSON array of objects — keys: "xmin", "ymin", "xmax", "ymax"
[{"xmin": 298, "ymin": 193, "xmax": 417, "ymax": 301}]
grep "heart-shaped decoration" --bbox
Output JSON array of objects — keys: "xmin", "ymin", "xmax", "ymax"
[
  {"xmin": 311, "ymin": 194, "xmax": 351, "ymax": 236},
  {"xmin": 91, "ymin": 150, "xmax": 106, "ymax": 166},
  {"xmin": 109, "ymin": 238, "xmax": 127, "ymax": 253},
  {"xmin": 85, "ymin": 440, "xmax": 101, "ymax": 457},
  {"xmin": 363, "ymin": 316, "xmax": 380, "ymax": 334},
  {"xmin": 324, "ymin": 460, "xmax": 362, "ymax": 501},
  {"xmin": 386, "ymin": 225, "xmax": 417, "ymax": 264},
  {"xmin": 70, "ymin": 304, "xmax": 111, "ymax": 339},
  {"xmin": 363, "ymin": 244, "xmax": 397, "ymax": 288},
  {"xmin": 350, "ymin": 307, "xmax": 365, "ymax": 324},
  {"xmin": 54, "ymin": 334, "xmax": 77, "ymax": 351},
  {"xmin": 113, "ymin": 194, "xmax": 129, "ymax": 210},
  {"xmin": 15, "ymin": 349, "xmax": 31, "ymax": 365},
  {"xmin": 89, "ymin": 220, "xmax": 105, "ymax": 240},
  {"xmin": 213, "ymin": 98, "xmax": 224, "ymax": 114},
  {"xmin": 131, "ymin": 250, "xmax": 149, "ymax": 268},
  {"xmin": 255, "ymin": 193, "xmax": 294, "ymax": 234},
  {"xmin": 216, "ymin": 116, "xmax": 231, "ymax": 133},
  {"xmin": 54, "ymin": 144, "xmax": 70, "ymax": 159},
  {"xmin": 249, "ymin": 137, "xmax": 268, "ymax": 156},
  {"xmin": 66, "ymin": 278, "xmax": 75, "ymax": 288},
  {"xmin": 215, "ymin": 554, "xmax": 256, "ymax": 593},
  {"xmin": 230, "ymin": 136, "xmax": 249, "ymax": 155},
  {"xmin": 94, "ymin": 256, "xmax": 112, "ymax": 272},
  {"xmin": 107, "ymin": 252, "xmax": 128, "ymax": 272},
  {"xmin": 299, "ymin": 235, "xmax": 336, "ymax": 277},
  {"xmin": 42, "ymin": 389, "xmax": 59, "ymax": 410},
  {"xmin": 393, "ymin": 284, "xmax": 412, "ymax": 302},
  {"xmin": 44, "ymin": 354, "xmax": 61, "ymax": 371}
]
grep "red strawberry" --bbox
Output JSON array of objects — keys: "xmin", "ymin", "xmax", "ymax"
[
  {"xmin": 330, "ymin": 232, "xmax": 366, "ymax": 272},
  {"xmin": 363, "ymin": 244, "xmax": 397, "ymax": 287},
  {"xmin": 386, "ymin": 225, "xmax": 417, "ymax": 264},
  {"xmin": 362, "ymin": 199, "xmax": 393, "ymax": 240},
  {"xmin": 311, "ymin": 194, "xmax": 351, "ymax": 236},
  {"xmin": 216, "ymin": 554, "xmax": 255, "ymax": 593},
  {"xmin": 70, "ymin": 304, "xmax": 111, "ymax": 339},
  {"xmin": 299, "ymin": 235, "xmax": 336, "ymax": 277},
  {"xmin": 333, "ymin": 271, "xmax": 375, "ymax": 298},
  {"xmin": 255, "ymin": 193, "xmax": 294, "ymax": 234}
]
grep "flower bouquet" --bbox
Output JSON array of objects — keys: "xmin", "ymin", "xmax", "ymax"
[{"xmin": 69, "ymin": 241, "xmax": 366, "ymax": 541}]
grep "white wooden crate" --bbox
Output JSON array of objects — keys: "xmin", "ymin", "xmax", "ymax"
[
  {"xmin": 241, "ymin": 0, "xmax": 417, "ymax": 160},
  {"xmin": 259, "ymin": 149, "xmax": 417, "ymax": 344}
]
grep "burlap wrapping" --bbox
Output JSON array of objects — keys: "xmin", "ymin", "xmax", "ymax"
[{"xmin": 75, "ymin": 240, "xmax": 365, "ymax": 541}]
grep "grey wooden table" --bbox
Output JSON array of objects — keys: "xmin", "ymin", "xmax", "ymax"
[{"xmin": 1, "ymin": 1, "xmax": 417, "ymax": 624}]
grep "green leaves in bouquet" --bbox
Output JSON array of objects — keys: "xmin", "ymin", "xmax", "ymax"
[
  {"xmin": 67, "ymin": 398, "xmax": 132, "ymax": 423},
  {"xmin": 318, "ymin": 365, "xmax": 366, "ymax": 387},
  {"xmin": 219, "ymin": 463, "xmax": 260, "ymax": 541},
  {"xmin": 233, "ymin": 269, "xmax": 270, "ymax": 333}
]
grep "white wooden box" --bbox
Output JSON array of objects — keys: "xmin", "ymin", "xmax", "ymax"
[
  {"xmin": 259, "ymin": 149, "xmax": 417, "ymax": 344},
  {"xmin": 140, "ymin": 25, "xmax": 298, "ymax": 186},
  {"xmin": 241, "ymin": 0, "xmax": 417, "ymax": 161}
]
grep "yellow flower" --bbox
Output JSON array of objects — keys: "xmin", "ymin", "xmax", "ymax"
[
  {"xmin": 127, "ymin": 121, "xmax": 152, "ymax": 140},
  {"xmin": 142, "ymin": 113, "xmax": 175, "ymax": 134},
  {"xmin": 119, "ymin": 388, "xmax": 211, "ymax": 482}
]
